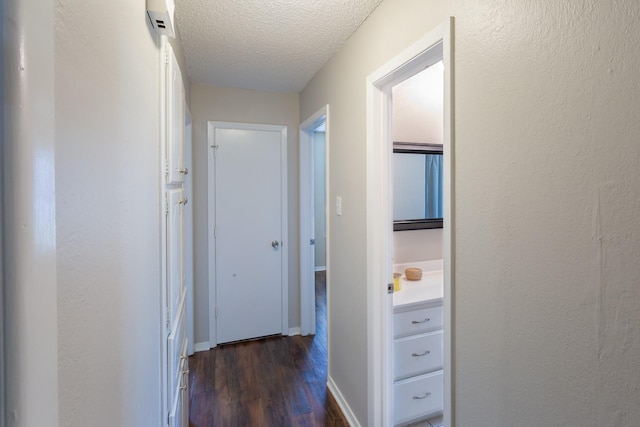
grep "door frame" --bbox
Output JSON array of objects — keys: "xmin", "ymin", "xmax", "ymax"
[
  {"xmin": 184, "ymin": 106, "xmax": 194, "ymax": 355},
  {"xmin": 207, "ymin": 121, "xmax": 289, "ymax": 347},
  {"xmin": 299, "ymin": 105, "xmax": 330, "ymax": 337},
  {"xmin": 365, "ymin": 19, "xmax": 454, "ymax": 427}
]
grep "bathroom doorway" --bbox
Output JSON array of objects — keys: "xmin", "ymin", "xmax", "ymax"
[{"xmin": 365, "ymin": 20, "xmax": 454, "ymax": 427}]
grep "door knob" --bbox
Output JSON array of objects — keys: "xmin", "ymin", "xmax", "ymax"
[
  {"xmin": 178, "ymin": 168, "xmax": 189, "ymax": 175},
  {"xmin": 271, "ymin": 240, "xmax": 280, "ymax": 249}
]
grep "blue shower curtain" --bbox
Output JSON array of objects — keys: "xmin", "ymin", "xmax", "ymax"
[{"xmin": 425, "ymin": 154, "xmax": 443, "ymax": 218}]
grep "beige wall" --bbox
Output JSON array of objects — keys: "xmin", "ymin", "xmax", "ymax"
[
  {"xmin": 392, "ymin": 62, "xmax": 444, "ymax": 144},
  {"xmin": 190, "ymin": 84, "xmax": 300, "ymax": 345},
  {"xmin": 393, "ymin": 229, "xmax": 443, "ymax": 264},
  {"xmin": 300, "ymin": 0, "xmax": 450, "ymax": 423},
  {"xmin": 303, "ymin": 0, "xmax": 640, "ymax": 425},
  {"xmin": 453, "ymin": 1, "xmax": 640, "ymax": 425}
]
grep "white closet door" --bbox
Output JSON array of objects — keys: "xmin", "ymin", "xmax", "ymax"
[
  {"xmin": 166, "ymin": 43, "xmax": 185, "ymax": 185},
  {"xmin": 167, "ymin": 188, "xmax": 185, "ymax": 323}
]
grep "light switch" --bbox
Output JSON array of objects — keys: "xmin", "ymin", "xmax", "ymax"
[{"xmin": 336, "ymin": 196, "xmax": 342, "ymax": 216}]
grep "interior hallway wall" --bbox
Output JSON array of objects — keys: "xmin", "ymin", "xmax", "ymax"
[
  {"xmin": 3, "ymin": 0, "xmax": 59, "ymax": 424},
  {"xmin": 452, "ymin": 1, "xmax": 640, "ymax": 425},
  {"xmin": 190, "ymin": 83, "xmax": 300, "ymax": 346},
  {"xmin": 53, "ymin": 1, "xmax": 169, "ymax": 425},
  {"xmin": 299, "ymin": 0, "xmax": 450, "ymax": 423}
]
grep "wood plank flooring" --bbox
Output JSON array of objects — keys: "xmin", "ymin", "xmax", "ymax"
[{"xmin": 188, "ymin": 271, "xmax": 348, "ymax": 427}]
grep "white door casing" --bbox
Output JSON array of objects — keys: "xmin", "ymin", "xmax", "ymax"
[
  {"xmin": 184, "ymin": 107, "xmax": 195, "ymax": 356},
  {"xmin": 207, "ymin": 122, "xmax": 289, "ymax": 346},
  {"xmin": 365, "ymin": 19, "xmax": 454, "ymax": 427}
]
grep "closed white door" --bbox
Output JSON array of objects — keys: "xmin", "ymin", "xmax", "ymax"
[
  {"xmin": 167, "ymin": 188, "xmax": 185, "ymax": 323},
  {"xmin": 211, "ymin": 123, "xmax": 287, "ymax": 344},
  {"xmin": 166, "ymin": 42, "xmax": 185, "ymax": 185}
]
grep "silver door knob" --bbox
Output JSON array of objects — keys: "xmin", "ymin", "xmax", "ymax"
[
  {"xmin": 178, "ymin": 168, "xmax": 189, "ymax": 175},
  {"xmin": 271, "ymin": 240, "xmax": 280, "ymax": 249}
]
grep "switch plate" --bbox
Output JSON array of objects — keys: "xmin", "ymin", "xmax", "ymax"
[{"xmin": 336, "ymin": 196, "xmax": 342, "ymax": 216}]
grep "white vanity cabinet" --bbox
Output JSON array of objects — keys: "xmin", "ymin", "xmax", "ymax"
[{"xmin": 393, "ymin": 264, "xmax": 444, "ymax": 426}]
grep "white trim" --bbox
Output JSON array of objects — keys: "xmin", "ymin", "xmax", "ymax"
[
  {"xmin": 184, "ymin": 106, "xmax": 194, "ymax": 356},
  {"xmin": 288, "ymin": 327, "xmax": 301, "ymax": 336},
  {"xmin": 442, "ymin": 19, "xmax": 455, "ymax": 427},
  {"xmin": 366, "ymin": 19, "xmax": 454, "ymax": 427},
  {"xmin": 299, "ymin": 105, "xmax": 330, "ymax": 337},
  {"xmin": 314, "ymin": 266, "xmax": 327, "ymax": 272},
  {"xmin": 327, "ymin": 376, "xmax": 361, "ymax": 427},
  {"xmin": 207, "ymin": 121, "xmax": 289, "ymax": 346},
  {"xmin": 159, "ymin": 35, "xmax": 170, "ymax": 425},
  {"xmin": 193, "ymin": 341, "xmax": 211, "ymax": 353}
]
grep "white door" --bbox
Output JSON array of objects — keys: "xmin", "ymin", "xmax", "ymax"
[
  {"xmin": 167, "ymin": 188, "xmax": 185, "ymax": 323},
  {"xmin": 210, "ymin": 123, "xmax": 288, "ymax": 344},
  {"xmin": 166, "ymin": 42, "xmax": 185, "ymax": 185}
]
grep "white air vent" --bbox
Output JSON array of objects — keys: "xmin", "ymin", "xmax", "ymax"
[{"xmin": 147, "ymin": 0, "xmax": 176, "ymax": 38}]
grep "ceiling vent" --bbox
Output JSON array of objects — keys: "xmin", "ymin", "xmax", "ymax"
[{"xmin": 147, "ymin": 0, "xmax": 176, "ymax": 38}]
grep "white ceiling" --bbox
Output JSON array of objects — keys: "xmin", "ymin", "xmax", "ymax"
[{"xmin": 175, "ymin": 0, "xmax": 384, "ymax": 93}]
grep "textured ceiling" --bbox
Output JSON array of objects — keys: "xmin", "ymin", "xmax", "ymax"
[{"xmin": 175, "ymin": 0, "xmax": 384, "ymax": 93}]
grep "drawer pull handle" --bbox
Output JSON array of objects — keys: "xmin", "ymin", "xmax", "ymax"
[
  {"xmin": 411, "ymin": 317, "xmax": 430, "ymax": 324},
  {"xmin": 411, "ymin": 350, "xmax": 431, "ymax": 357},
  {"xmin": 413, "ymin": 392, "xmax": 432, "ymax": 400}
]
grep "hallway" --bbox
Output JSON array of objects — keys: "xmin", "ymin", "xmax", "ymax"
[{"xmin": 188, "ymin": 272, "xmax": 347, "ymax": 426}]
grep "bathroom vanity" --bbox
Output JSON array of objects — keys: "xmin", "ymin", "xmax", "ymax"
[{"xmin": 393, "ymin": 261, "xmax": 444, "ymax": 426}]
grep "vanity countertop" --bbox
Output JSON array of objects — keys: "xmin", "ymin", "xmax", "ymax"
[{"xmin": 393, "ymin": 261, "xmax": 443, "ymax": 309}]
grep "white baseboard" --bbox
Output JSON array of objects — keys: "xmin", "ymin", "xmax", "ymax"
[
  {"xmin": 314, "ymin": 266, "xmax": 327, "ymax": 272},
  {"xmin": 288, "ymin": 327, "xmax": 301, "ymax": 336},
  {"xmin": 194, "ymin": 341, "xmax": 211, "ymax": 353},
  {"xmin": 327, "ymin": 376, "xmax": 361, "ymax": 427}
]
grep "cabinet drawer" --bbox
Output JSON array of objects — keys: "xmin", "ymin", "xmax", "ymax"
[
  {"xmin": 394, "ymin": 330, "xmax": 443, "ymax": 380},
  {"xmin": 168, "ymin": 302, "xmax": 187, "ymax": 395},
  {"xmin": 394, "ymin": 305, "xmax": 443, "ymax": 338},
  {"xmin": 394, "ymin": 371, "xmax": 443, "ymax": 425},
  {"xmin": 169, "ymin": 351, "xmax": 189, "ymax": 427}
]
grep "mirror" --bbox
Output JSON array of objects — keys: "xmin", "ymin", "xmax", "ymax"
[{"xmin": 393, "ymin": 144, "xmax": 443, "ymax": 231}]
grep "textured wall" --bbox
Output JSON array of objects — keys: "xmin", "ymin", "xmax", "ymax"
[
  {"xmin": 54, "ymin": 0, "xmax": 162, "ymax": 425},
  {"xmin": 190, "ymin": 83, "xmax": 300, "ymax": 346},
  {"xmin": 453, "ymin": 1, "xmax": 640, "ymax": 425}
]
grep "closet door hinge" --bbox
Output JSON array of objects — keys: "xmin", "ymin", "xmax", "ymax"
[
  {"xmin": 387, "ymin": 283, "xmax": 394, "ymax": 294},
  {"xmin": 165, "ymin": 307, "xmax": 170, "ymax": 329}
]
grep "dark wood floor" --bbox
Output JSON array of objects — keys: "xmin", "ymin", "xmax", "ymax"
[{"xmin": 188, "ymin": 271, "xmax": 348, "ymax": 427}]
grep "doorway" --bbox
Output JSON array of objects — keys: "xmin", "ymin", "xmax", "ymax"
[
  {"xmin": 207, "ymin": 121, "xmax": 289, "ymax": 346},
  {"xmin": 366, "ymin": 20, "xmax": 454, "ymax": 427},
  {"xmin": 299, "ymin": 106, "xmax": 330, "ymax": 337}
]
